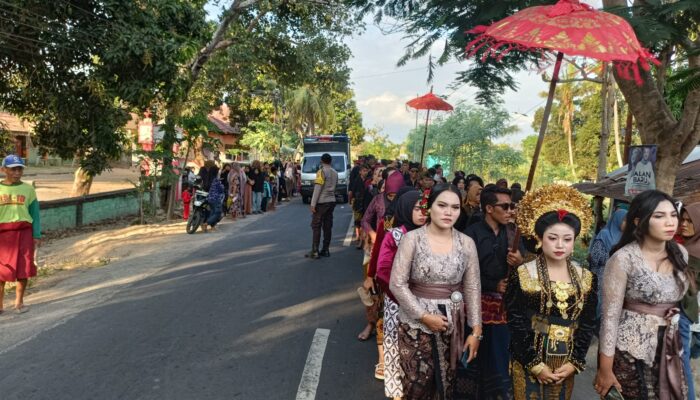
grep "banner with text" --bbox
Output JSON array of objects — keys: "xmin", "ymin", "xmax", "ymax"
[{"xmin": 625, "ymin": 145, "xmax": 657, "ymax": 197}]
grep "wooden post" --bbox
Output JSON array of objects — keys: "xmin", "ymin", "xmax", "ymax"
[
  {"xmin": 525, "ymin": 52, "xmax": 564, "ymax": 192},
  {"xmin": 623, "ymin": 112, "xmax": 633, "ymax": 163},
  {"xmin": 419, "ymin": 109, "xmax": 431, "ymax": 167}
]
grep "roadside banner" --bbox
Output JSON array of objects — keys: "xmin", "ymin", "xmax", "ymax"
[{"xmin": 625, "ymin": 144, "xmax": 657, "ymax": 197}]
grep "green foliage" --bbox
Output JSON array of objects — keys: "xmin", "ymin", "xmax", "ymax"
[
  {"xmin": 353, "ymin": 128, "xmax": 400, "ymax": 160},
  {"xmin": 404, "ymin": 104, "xmax": 522, "ymax": 182},
  {"xmin": 240, "ymin": 120, "xmax": 297, "ymax": 158},
  {"xmin": 518, "ymin": 135, "xmax": 574, "ymax": 187},
  {"xmin": 0, "ymin": 122, "xmax": 12, "ymax": 155},
  {"xmin": 330, "ymin": 90, "xmax": 366, "ymax": 145},
  {"xmin": 0, "ymin": 0, "xmax": 210, "ymax": 176},
  {"xmin": 286, "ymin": 85, "xmax": 336, "ymax": 136},
  {"xmin": 530, "ymin": 79, "xmax": 640, "ymax": 182},
  {"xmin": 188, "ymin": 0, "xmax": 357, "ymax": 130},
  {"xmin": 666, "ymin": 67, "xmax": 700, "ymax": 119}
]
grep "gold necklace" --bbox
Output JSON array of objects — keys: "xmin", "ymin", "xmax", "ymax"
[{"xmin": 538, "ymin": 255, "xmax": 584, "ymax": 320}]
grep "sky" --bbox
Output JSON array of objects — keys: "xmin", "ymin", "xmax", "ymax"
[
  {"xmin": 345, "ymin": 0, "xmax": 604, "ymax": 147},
  {"xmin": 346, "ymin": 22, "xmax": 549, "ymax": 147}
]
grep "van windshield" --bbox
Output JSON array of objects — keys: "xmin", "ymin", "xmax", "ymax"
[{"xmin": 302, "ymin": 155, "xmax": 346, "ymax": 173}]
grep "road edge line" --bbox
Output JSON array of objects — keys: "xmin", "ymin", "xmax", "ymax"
[
  {"xmin": 342, "ymin": 216, "xmax": 354, "ymax": 247},
  {"xmin": 295, "ymin": 328, "xmax": 331, "ymax": 400}
]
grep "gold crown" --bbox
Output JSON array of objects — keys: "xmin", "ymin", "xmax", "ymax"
[{"xmin": 516, "ymin": 184, "xmax": 592, "ymax": 239}]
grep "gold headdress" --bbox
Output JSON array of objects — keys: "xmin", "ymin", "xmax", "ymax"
[{"xmin": 516, "ymin": 184, "xmax": 592, "ymax": 239}]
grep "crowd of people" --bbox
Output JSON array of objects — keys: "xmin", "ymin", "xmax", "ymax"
[
  {"xmin": 180, "ymin": 159, "xmax": 301, "ymax": 232},
  {"xmin": 2, "ymin": 150, "xmax": 699, "ymax": 400},
  {"xmin": 342, "ymin": 155, "xmax": 699, "ymax": 400}
]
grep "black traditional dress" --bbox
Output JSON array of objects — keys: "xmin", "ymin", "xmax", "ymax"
[{"xmin": 504, "ymin": 256, "xmax": 597, "ymax": 400}]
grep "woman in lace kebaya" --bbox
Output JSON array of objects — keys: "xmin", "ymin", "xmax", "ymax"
[
  {"xmin": 595, "ymin": 190, "xmax": 694, "ymax": 399},
  {"xmin": 375, "ymin": 188, "xmax": 426, "ymax": 399},
  {"xmin": 505, "ymin": 185, "xmax": 597, "ymax": 400},
  {"xmin": 389, "ymin": 184, "xmax": 482, "ymax": 400}
]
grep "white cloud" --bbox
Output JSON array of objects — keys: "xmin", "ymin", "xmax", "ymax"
[{"xmin": 356, "ymin": 92, "xmax": 419, "ymax": 134}]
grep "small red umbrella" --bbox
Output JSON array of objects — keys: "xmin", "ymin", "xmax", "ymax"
[
  {"xmin": 465, "ymin": 0, "xmax": 659, "ymax": 191},
  {"xmin": 406, "ymin": 87, "xmax": 454, "ymax": 166}
]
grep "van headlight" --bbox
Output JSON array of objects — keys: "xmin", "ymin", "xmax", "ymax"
[
  {"xmin": 338, "ymin": 178, "xmax": 347, "ymax": 184},
  {"xmin": 303, "ymin": 180, "xmax": 312, "ymax": 186},
  {"xmin": 194, "ymin": 201, "xmax": 203, "ymax": 206}
]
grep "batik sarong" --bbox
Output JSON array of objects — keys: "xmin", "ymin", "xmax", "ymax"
[
  {"xmin": 399, "ymin": 323, "xmax": 454, "ymax": 400},
  {"xmin": 383, "ymin": 295, "xmax": 403, "ymax": 398}
]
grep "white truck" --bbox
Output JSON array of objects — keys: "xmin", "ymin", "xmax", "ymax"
[{"xmin": 300, "ymin": 135, "xmax": 351, "ymax": 204}]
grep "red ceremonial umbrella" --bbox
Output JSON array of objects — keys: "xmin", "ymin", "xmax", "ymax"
[
  {"xmin": 465, "ymin": 0, "xmax": 658, "ymax": 192},
  {"xmin": 406, "ymin": 87, "xmax": 454, "ymax": 166}
]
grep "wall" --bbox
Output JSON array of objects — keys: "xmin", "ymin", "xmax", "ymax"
[{"xmin": 40, "ymin": 189, "xmax": 150, "ymax": 232}]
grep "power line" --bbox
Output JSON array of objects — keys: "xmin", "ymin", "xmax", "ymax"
[
  {"xmin": 0, "ymin": 30, "xmax": 85, "ymax": 53},
  {"xmin": 0, "ymin": 0, "xmax": 53, "ymax": 24},
  {"xmin": 352, "ymin": 61, "xmax": 460, "ymax": 80},
  {"xmin": 54, "ymin": 0, "xmax": 111, "ymax": 22}
]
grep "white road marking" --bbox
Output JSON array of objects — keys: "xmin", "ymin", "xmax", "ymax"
[
  {"xmin": 296, "ymin": 328, "xmax": 331, "ymax": 400},
  {"xmin": 342, "ymin": 216, "xmax": 354, "ymax": 247}
]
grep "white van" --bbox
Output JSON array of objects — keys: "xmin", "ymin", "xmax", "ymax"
[{"xmin": 300, "ymin": 135, "xmax": 350, "ymax": 204}]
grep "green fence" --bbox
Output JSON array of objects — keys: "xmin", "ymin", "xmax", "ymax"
[{"xmin": 40, "ymin": 189, "xmax": 150, "ymax": 232}]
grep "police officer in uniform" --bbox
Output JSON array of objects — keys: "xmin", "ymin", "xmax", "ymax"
[{"xmin": 307, "ymin": 153, "xmax": 338, "ymax": 259}]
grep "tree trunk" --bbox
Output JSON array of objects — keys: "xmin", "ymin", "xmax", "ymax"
[
  {"xmin": 595, "ymin": 64, "xmax": 614, "ymax": 231},
  {"xmin": 71, "ymin": 167, "xmax": 93, "ymax": 197},
  {"xmin": 654, "ymin": 141, "xmax": 684, "ymax": 194},
  {"xmin": 613, "ymin": 94, "xmax": 623, "ymax": 167},
  {"xmin": 567, "ymin": 129, "xmax": 576, "ymax": 179},
  {"xmin": 603, "ymin": 0, "xmax": 700, "ymax": 194},
  {"xmin": 592, "ymin": 196, "xmax": 604, "ymax": 235},
  {"xmin": 623, "ymin": 112, "xmax": 633, "ymax": 162},
  {"xmin": 597, "ymin": 64, "xmax": 613, "ymax": 182}
]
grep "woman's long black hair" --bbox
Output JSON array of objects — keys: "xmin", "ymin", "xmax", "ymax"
[{"xmin": 611, "ymin": 190, "xmax": 693, "ymax": 289}]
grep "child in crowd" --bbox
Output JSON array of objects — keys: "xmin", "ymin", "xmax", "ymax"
[
  {"xmin": 261, "ymin": 175, "xmax": 272, "ymax": 212},
  {"xmin": 182, "ymin": 183, "xmax": 192, "ymax": 220}
]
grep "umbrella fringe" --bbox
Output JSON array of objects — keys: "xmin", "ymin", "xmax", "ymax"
[
  {"xmin": 632, "ymin": 63, "xmax": 643, "ymax": 86},
  {"xmin": 467, "ymin": 36, "xmax": 540, "ymax": 62}
]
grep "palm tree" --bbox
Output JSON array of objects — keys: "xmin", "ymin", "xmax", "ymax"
[
  {"xmin": 556, "ymin": 66, "xmax": 578, "ymax": 180},
  {"xmin": 285, "ymin": 85, "xmax": 335, "ymax": 139}
]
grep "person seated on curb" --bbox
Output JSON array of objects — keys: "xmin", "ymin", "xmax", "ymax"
[{"xmin": 0, "ymin": 154, "xmax": 42, "ymax": 314}]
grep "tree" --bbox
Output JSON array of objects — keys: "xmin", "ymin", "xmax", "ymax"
[
  {"xmin": 404, "ymin": 104, "xmax": 520, "ymax": 181},
  {"xmin": 0, "ymin": 0, "xmax": 210, "ymax": 195},
  {"xmin": 330, "ymin": 90, "xmax": 366, "ymax": 145},
  {"xmin": 602, "ymin": 0, "xmax": 700, "ymax": 193},
  {"xmin": 0, "ymin": 122, "xmax": 13, "ymax": 155},
  {"xmin": 285, "ymin": 85, "xmax": 336, "ymax": 138},
  {"xmin": 240, "ymin": 120, "xmax": 297, "ymax": 158},
  {"xmin": 353, "ymin": 127, "xmax": 400, "ymax": 160},
  {"xmin": 354, "ymin": 0, "xmax": 700, "ymax": 193}
]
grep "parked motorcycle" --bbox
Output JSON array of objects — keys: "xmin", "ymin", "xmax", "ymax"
[{"xmin": 186, "ymin": 184, "xmax": 209, "ymax": 234}]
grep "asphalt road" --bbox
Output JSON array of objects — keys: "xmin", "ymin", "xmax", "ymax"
[{"xmin": 0, "ymin": 199, "xmax": 599, "ymax": 400}]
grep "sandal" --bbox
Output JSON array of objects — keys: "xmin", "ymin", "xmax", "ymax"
[
  {"xmin": 14, "ymin": 305, "xmax": 28, "ymax": 314},
  {"xmin": 374, "ymin": 363, "xmax": 385, "ymax": 380}
]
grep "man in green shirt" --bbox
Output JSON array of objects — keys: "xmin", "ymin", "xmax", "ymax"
[{"xmin": 0, "ymin": 154, "xmax": 41, "ymax": 314}]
